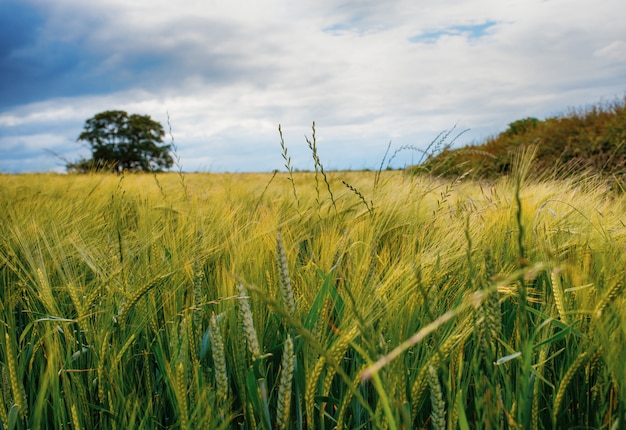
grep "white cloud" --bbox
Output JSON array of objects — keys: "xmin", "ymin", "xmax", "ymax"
[{"xmin": 1, "ymin": 0, "xmax": 625, "ymax": 173}]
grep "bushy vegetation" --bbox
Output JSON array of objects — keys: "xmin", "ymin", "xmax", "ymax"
[{"xmin": 419, "ymin": 97, "xmax": 626, "ymax": 179}]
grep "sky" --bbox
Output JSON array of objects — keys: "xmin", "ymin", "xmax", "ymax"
[{"xmin": 1, "ymin": 0, "xmax": 625, "ymax": 173}]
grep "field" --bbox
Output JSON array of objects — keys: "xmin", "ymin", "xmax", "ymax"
[{"xmin": 1, "ymin": 152, "xmax": 625, "ymax": 429}]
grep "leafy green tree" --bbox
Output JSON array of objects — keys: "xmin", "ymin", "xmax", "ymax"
[{"xmin": 68, "ymin": 110, "xmax": 173, "ymax": 173}]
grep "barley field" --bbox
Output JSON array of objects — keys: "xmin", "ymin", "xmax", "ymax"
[{"xmin": 1, "ymin": 153, "xmax": 625, "ymax": 429}]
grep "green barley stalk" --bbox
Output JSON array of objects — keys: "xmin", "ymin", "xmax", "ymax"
[
  {"xmin": 278, "ymin": 124, "xmax": 300, "ymax": 208},
  {"xmin": 5, "ymin": 332, "xmax": 27, "ymax": 420},
  {"xmin": 237, "ymin": 283, "xmax": 261, "ymax": 360},
  {"xmin": 107, "ymin": 391, "xmax": 116, "ymax": 430},
  {"xmin": 427, "ymin": 366, "xmax": 446, "ymax": 430},
  {"xmin": 342, "ymin": 180, "xmax": 374, "ymax": 215},
  {"xmin": 98, "ymin": 332, "xmax": 109, "ymax": 404},
  {"xmin": 276, "ymin": 335, "xmax": 295, "ymax": 429},
  {"xmin": 410, "ymin": 330, "xmax": 468, "ymax": 420},
  {"xmin": 305, "ymin": 121, "xmax": 336, "ymax": 212},
  {"xmin": 143, "ymin": 349, "xmax": 153, "ymax": 412},
  {"xmin": 179, "ymin": 317, "xmax": 195, "ymax": 409},
  {"xmin": 306, "ymin": 326, "xmax": 358, "ymax": 428},
  {"xmin": 336, "ymin": 366, "xmax": 366, "ymax": 430},
  {"xmin": 177, "ymin": 361, "xmax": 189, "ymax": 430},
  {"xmin": 276, "ymin": 231, "xmax": 296, "ymax": 317},
  {"xmin": 0, "ymin": 365, "xmax": 9, "ymax": 429},
  {"xmin": 209, "ymin": 312, "xmax": 229, "ymax": 404},
  {"xmin": 192, "ymin": 260, "xmax": 204, "ymax": 324},
  {"xmin": 532, "ymin": 347, "xmax": 548, "ymax": 430}
]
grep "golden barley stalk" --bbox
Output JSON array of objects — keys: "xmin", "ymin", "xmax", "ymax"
[
  {"xmin": 67, "ymin": 282, "xmax": 85, "ymax": 318},
  {"xmin": 551, "ymin": 269, "xmax": 568, "ymax": 324},
  {"xmin": 71, "ymin": 403, "xmax": 81, "ymax": 429},
  {"xmin": 37, "ymin": 267, "xmax": 58, "ymax": 315},
  {"xmin": 5, "ymin": 333, "xmax": 27, "ymax": 419},
  {"xmin": 553, "ymin": 350, "xmax": 591, "ymax": 423},
  {"xmin": 322, "ymin": 327, "xmax": 358, "ymax": 396},
  {"xmin": 276, "ymin": 335, "xmax": 295, "ymax": 429},
  {"xmin": 594, "ymin": 281, "xmax": 623, "ymax": 318},
  {"xmin": 117, "ymin": 273, "xmax": 170, "ymax": 324},
  {"xmin": 305, "ymin": 356, "xmax": 324, "ymax": 429}
]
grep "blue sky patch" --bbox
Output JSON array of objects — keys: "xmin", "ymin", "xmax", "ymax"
[{"xmin": 409, "ymin": 21, "xmax": 498, "ymax": 44}]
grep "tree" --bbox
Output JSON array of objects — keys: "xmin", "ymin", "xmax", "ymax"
[{"xmin": 69, "ymin": 110, "xmax": 173, "ymax": 173}]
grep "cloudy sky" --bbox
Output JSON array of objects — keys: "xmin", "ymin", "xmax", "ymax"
[{"xmin": 1, "ymin": 0, "xmax": 625, "ymax": 173}]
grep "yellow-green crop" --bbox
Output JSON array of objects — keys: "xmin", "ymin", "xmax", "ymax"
[{"xmin": 0, "ymin": 158, "xmax": 624, "ymax": 428}]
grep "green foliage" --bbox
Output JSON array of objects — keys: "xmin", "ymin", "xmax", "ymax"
[
  {"xmin": 420, "ymin": 97, "xmax": 626, "ymax": 179},
  {"xmin": 69, "ymin": 110, "xmax": 173, "ymax": 173}
]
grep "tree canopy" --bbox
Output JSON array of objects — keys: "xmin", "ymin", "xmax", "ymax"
[{"xmin": 69, "ymin": 110, "xmax": 173, "ymax": 173}]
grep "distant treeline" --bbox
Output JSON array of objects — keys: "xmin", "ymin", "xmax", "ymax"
[{"xmin": 416, "ymin": 96, "xmax": 626, "ymax": 179}]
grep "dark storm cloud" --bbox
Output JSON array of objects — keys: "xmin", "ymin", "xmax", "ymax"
[{"xmin": 0, "ymin": 1, "xmax": 271, "ymax": 111}]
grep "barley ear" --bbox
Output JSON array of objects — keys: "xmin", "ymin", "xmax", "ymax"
[
  {"xmin": 276, "ymin": 231, "xmax": 296, "ymax": 316},
  {"xmin": 551, "ymin": 269, "xmax": 568, "ymax": 324},
  {"xmin": 0, "ymin": 365, "xmax": 10, "ymax": 429},
  {"xmin": 553, "ymin": 350, "xmax": 592, "ymax": 423},
  {"xmin": 427, "ymin": 366, "xmax": 446, "ymax": 430},
  {"xmin": 595, "ymin": 281, "xmax": 623, "ymax": 318},
  {"xmin": 276, "ymin": 335, "xmax": 295, "ymax": 429},
  {"xmin": 209, "ymin": 312, "xmax": 229, "ymax": 404},
  {"xmin": 177, "ymin": 361, "xmax": 189, "ymax": 430},
  {"xmin": 71, "ymin": 403, "xmax": 81, "ymax": 430},
  {"xmin": 5, "ymin": 332, "xmax": 27, "ymax": 420},
  {"xmin": 117, "ymin": 274, "xmax": 168, "ymax": 324},
  {"xmin": 237, "ymin": 283, "xmax": 261, "ymax": 360},
  {"xmin": 98, "ymin": 333, "xmax": 109, "ymax": 404}
]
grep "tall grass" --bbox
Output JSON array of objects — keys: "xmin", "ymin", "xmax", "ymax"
[{"xmin": 0, "ymin": 147, "xmax": 625, "ymax": 429}]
